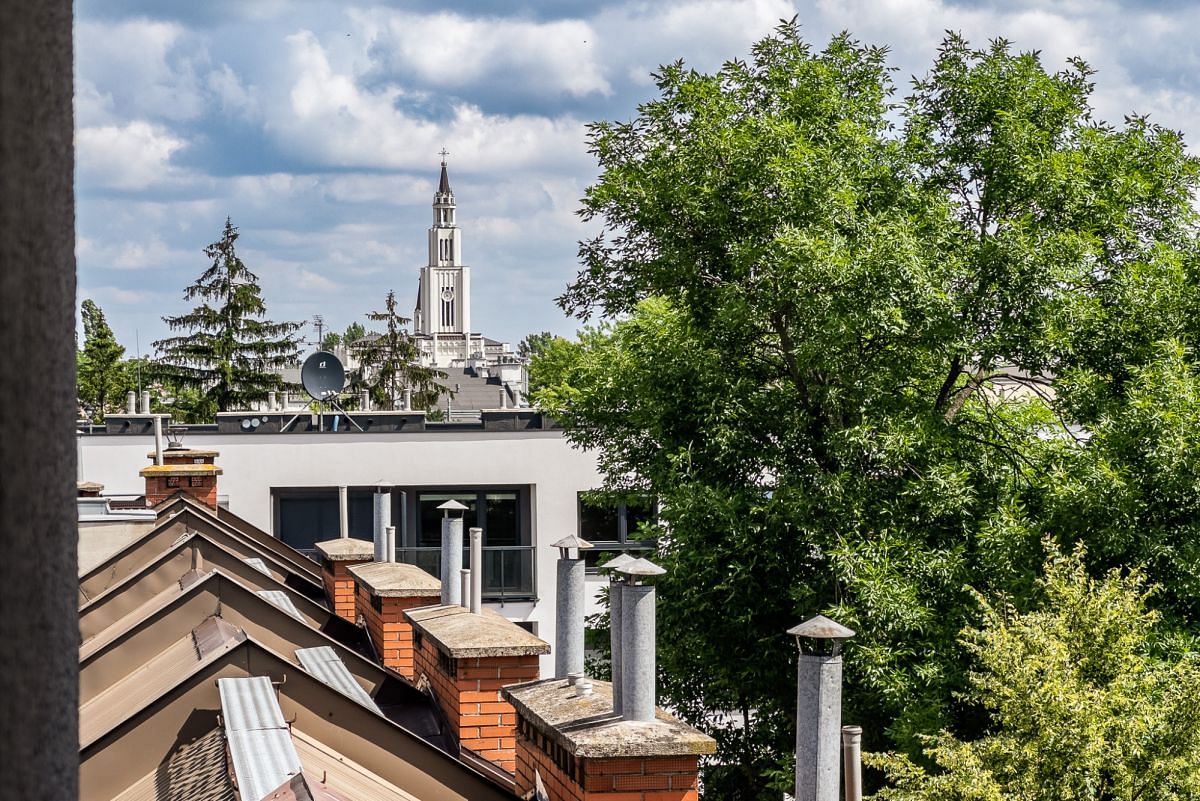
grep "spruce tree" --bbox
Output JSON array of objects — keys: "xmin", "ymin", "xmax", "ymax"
[
  {"xmin": 154, "ymin": 218, "xmax": 301, "ymax": 413},
  {"xmin": 357, "ymin": 290, "xmax": 445, "ymax": 410},
  {"xmin": 77, "ymin": 299, "xmax": 126, "ymax": 422}
]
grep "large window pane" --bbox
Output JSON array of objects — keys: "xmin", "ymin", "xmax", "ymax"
[
  {"xmin": 418, "ymin": 492, "xmax": 477, "ymax": 547},
  {"xmin": 278, "ymin": 495, "xmax": 338, "ymax": 553},
  {"xmin": 579, "ymin": 495, "xmax": 619, "ymax": 542},
  {"xmin": 485, "ymin": 492, "xmax": 518, "ymax": 546}
]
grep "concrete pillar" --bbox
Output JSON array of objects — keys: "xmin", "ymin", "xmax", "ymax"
[
  {"xmin": 555, "ymin": 557, "xmax": 586, "ymax": 678},
  {"xmin": 440, "ymin": 514, "xmax": 463, "ymax": 606},
  {"xmin": 795, "ymin": 654, "xmax": 843, "ymax": 801},
  {"xmin": 338, "ymin": 485, "xmax": 349, "ymax": 539},
  {"xmin": 0, "ymin": 2, "xmax": 79, "ymax": 796},
  {"xmin": 373, "ymin": 488, "xmax": 391, "ymax": 562},
  {"xmin": 469, "ymin": 526, "xmax": 483, "ymax": 614},
  {"xmin": 620, "ymin": 583, "xmax": 656, "ymax": 722}
]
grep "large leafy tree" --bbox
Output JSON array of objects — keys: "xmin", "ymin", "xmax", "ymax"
[
  {"xmin": 77, "ymin": 299, "xmax": 127, "ymax": 422},
  {"xmin": 538, "ymin": 22, "xmax": 1200, "ymax": 798},
  {"xmin": 153, "ymin": 218, "xmax": 301, "ymax": 413},
  {"xmin": 357, "ymin": 290, "xmax": 446, "ymax": 411},
  {"xmin": 870, "ymin": 544, "xmax": 1200, "ymax": 801}
]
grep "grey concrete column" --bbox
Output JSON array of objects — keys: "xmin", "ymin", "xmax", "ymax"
[
  {"xmin": 555, "ymin": 557, "xmax": 586, "ymax": 678},
  {"xmin": 0, "ymin": 2, "xmax": 79, "ymax": 796},
  {"xmin": 373, "ymin": 489, "xmax": 391, "ymax": 562},
  {"xmin": 619, "ymin": 583, "xmax": 656, "ymax": 722},
  {"xmin": 795, "ymin": 654, "xmax": 843, "ymax": 801},
  {"xmin": 469, "ymin": 526, "xmax": 483, "ymax": 614},
  {"xmin": 338, "ymin": 485, "xmax": 349, "ymax": 539},
  {"xmin": 440, "ymin": 516, "xmax": 463, "ymax": 605},
  {"xmin": 609, "ymin": 577, "xmax": 624, "ymax": 715}
]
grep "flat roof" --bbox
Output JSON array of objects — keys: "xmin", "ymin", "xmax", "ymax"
[
  {"xmin": 347, "ymin": 562, "xmax": 441, "ymax": 598},
  {"xmin": 315, "ymin": 538, "xmax": 375, "ymax": 561}
]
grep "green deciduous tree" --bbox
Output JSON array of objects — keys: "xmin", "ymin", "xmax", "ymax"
[
  {"xmin": 357, "ymin": 290, "xmax": 446, "ymax": 411},
  {"xmin": 537, "ymin": 21, "xmax": 1200, "ymax": 798},
  {"xmin": 868, "ymin": 544, "xmax": 1200, "ymax": 801},
  {"xmin": 77, "ymin": 299, "xmax": 127, "ymax": 422},
  {"xmin": 153, "ymin": 218, "xmax": 302, "ymax": 413}
]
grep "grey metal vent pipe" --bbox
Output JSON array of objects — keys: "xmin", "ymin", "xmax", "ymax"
[
  {"xmin": 338, "ymin": 485, "xmax": 349, "ymax": 539},
  {"xmin": 372, "ymin": 485, "xmax": 392, "ymax": 562},
  {"xmin": 460, "ymin": 568, "xmax": 471, "ymax": 610},
  {"xmin": 469, "ymin": 526, "xmax": 483, "ymax": 614},
  {"xmin": 552, "ymin": 535, "xmax": 594, "ymax": 678},
  {"xmin": 788, "ymin": 615, "xmax": 855, "ymax": 801},
  {"xmin": 438, "ymin": 500, "xmax": 468, "ymax": 605},
  {"xmin": 599, "ymin": 553, "xmax": 635, "ymax": 715},
  {"xmin": 385, "ymin": 526, "xmax": 396, "ymax": 563},
  {"xmin": 842, "ymin": 725, "xmax": 862, "ymax": 801},
  {"xmin": 126, "ymin": 390, "xmax": 136, "ymax": 415},
  {"xmin": 617, "ymin": 557, "xmax": 666, "ymax": 722}
]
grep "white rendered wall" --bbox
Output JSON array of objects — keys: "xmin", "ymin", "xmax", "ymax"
[{"xmin": 78, "ymin": 429, "xmax": 603, "ymax": 675}]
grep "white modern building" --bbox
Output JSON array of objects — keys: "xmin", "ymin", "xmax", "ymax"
[{"xmin": 77, "ymin": 412, "xmax": 656, "ymax": 674}]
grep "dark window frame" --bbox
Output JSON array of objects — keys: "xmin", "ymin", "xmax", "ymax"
[{"xmin": 577, "ymin": 492, "xmax": 658, "ymax": 569}]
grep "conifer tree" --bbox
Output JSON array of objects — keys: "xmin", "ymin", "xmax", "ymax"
[
  {"xmin": 357, "ymin": 290, "xmax": 445, "ymax": 410},
  {"xmin": 154, "ymin": 218, "xmax": 301, "ymax": 413},
  {"xmin": 77, "ymin": 298, "xmax": 126, "ymax": 422}
]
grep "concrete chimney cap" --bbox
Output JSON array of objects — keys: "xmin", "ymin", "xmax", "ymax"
[
  {"xmin": 438, "ymin": 499, "xmax": 469, "ymax": 511},
  {"xmin": 787, "ymin": 614, "xmax": 855, "ymax": 640},
  {"xmin": 551, "ymin": 535, "xmax": 594, "ymax": 550},
  {"xmin": 616, "ymin": 557, "xmax": 666, "ymax": 577},
  {"xmin": 598, "ymin": 553, "xmax": 636, "ymax": 572}
]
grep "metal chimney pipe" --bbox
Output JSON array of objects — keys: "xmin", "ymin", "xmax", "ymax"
[
  {"xmin": 385, "ymin": 525, "xmax": 396, "ymax": 563},
  {"xmin": 152, "ymin": 415, "xmax": 164, "ymax": 465},
  {"xmin": 403, "ymin": 386, "xmax": 412, "ymax": 411},
  {"xmin": 126, "ymin": 390, "xmax": 136, "ymax": 415},
  {"xmin": 140, "ymin": 390, "xmax": 150, "ymax": 414},
  {"xmin": 842, "ymin": 726, "xmax": 862, "ymax": 801},
  {"xmin": 617, "ymin": 558, "xmax": 666, "ymax": 722},
  {"xmin": 600, "ymin": 554, "xmax": 635, "ymax": 716},
  {"xmin": 372, "ymin": 486, "xmax": 392, "ymax": 562},
  {"xmin": 267, "ymin": 390, "xmax": 276, "ymax": 412},
  {"xmin": 789, "ymin": 616, "xmax": 855, "ymax": 801},
  {"xmin": 460, "ymin": 568, "xmax": 471, "ymax": 609},
  {"xmin": 552, "ymin": 536, "xmax": 593, "ymax": 678},
  {"xmin": 469, "ymin": 526, "xmax": 483, "ymax": 614},
  {"xmin": 360, "ymin": 389, "xmax": 370, "ymax": 411},
  {"xmin": 338, "ymin": 485, "xmax": 349, "ymax": 539},
  {"xmin": 438, "ymin": 500, "xmax": 467, "ymax": 605}
]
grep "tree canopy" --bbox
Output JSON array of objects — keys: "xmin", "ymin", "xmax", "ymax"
[
  {"xmin": 536, "ymin": 22, "xmax": 1200, "ymax": 798},
  {"xmin": 153, "ymin": 218, "xmax": 301, "ymax": 414},
  {"xmin": 77, "ymin": 299, "xmax": 127, "ymax": 422},
  {"xmin": 357, "ymin": 290, "xmax": 446, "ymax": 411}
]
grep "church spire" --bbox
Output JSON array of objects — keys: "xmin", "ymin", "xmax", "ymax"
[
  {"xmin": 433, "ymin": 148, "xmax": 456, "ymax": 228},
  {"xmin": 438, "ymin": 147, "xmax": 452, "ymax": 195}
]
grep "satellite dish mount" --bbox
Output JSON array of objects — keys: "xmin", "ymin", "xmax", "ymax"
[{"xmin": 297, "ymin": 350, "xmax": 363, "ymax": 432}]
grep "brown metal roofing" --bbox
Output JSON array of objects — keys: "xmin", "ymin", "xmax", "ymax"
[
  {"xmin": 293, "ymin": 728, "xmax": 421, "ymax": 801},
  {"xmin": 109, "ymin": 728, "xmax": 235, "ymax": 801}
]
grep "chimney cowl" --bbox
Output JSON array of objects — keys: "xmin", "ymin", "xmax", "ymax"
[
  {"xmin": 599, "ymin": 553, "xmax": 636, "ymax": 575},
  {"xmin": 615, "ymin": 557, "xmax": 666, "ymax": 581}
]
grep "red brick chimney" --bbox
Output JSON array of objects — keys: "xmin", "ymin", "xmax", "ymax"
[
  {"xmin": 407, "ymin": 604, "xmax": 549, "ymax": 775},
  {"xmin": 314, "ymin": 538, "xmax": 374, "ymax": 621},
  {"xmin": 504, "ymin": 678, "xmax": 715, "ymax": 801},
  {"xmin": 139, "ymin": 448, "xmax": 222, "ymax": 509},
  {"xmin": 348, "ymin": 562, "xmax": 441, "ymax": 680}
]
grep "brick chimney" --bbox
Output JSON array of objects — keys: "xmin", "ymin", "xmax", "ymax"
[
  {"xmin": 139, "ymin": 448, "xmax": 222, "ymax": 509},
  {"xmin": 503, "ymin": 679, "xmax": 715, "ymax": 801},
  {"xmin": 314, "ymin": 538, "xmax": 374, "ymax": 621},
  {"xmin": 406, "ymin": 604, "xmax": 549, "ymax": 774},
  {"xmin": 348, "ymin": 561, "xmax": 441, "ymax": 680}
]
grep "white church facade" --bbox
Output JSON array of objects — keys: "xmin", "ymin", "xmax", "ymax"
[{"xmin": 411, "ymin": 157, "xmax": 521, "ymax": 382}]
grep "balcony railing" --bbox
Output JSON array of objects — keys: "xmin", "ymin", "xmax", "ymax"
[{"xmin": 394, "ymin": 545, "xmax": 535, "ymax": 601}]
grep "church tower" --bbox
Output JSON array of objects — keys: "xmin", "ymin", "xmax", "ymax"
[{"xmin": 414, "ymin": 153, "xmax": 471, "ymax": 357}]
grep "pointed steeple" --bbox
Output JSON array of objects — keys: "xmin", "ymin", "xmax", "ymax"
[{"xmin": 438, "ymin": 147, "xmax": 452, "ymax": 194}]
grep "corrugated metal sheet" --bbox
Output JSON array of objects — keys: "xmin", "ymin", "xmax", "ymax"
[
  {"xmin": 244, "ymin": 557, "xmax": 271, "ymax": 575},
  {"xmin": 218, "ymin": 677, "xmax": 302, "ymax": 801},
  {"xmin": 294, "ymin": 647, "xmax": 381, "ymax": 713},
  {"xmin": 255, "ymin": 590, "xmax": 305, "ymax": 622}
]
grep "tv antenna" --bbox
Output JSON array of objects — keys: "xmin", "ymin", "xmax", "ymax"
[{"xmin": 295, "ymin": 350, "xmax": 363, "ymax": 432}]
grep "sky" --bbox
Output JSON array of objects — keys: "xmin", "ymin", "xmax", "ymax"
[{"xmin": 75, "ymin": 0, "xmax": 1200, "ymax": 355}]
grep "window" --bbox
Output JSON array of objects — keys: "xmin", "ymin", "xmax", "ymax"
[
  {"xmin": 578, "ymin": 493, "xmax": 658, "ymax": 568},
  {"xmin": 273, "ymin": 488, "xmax": 379, "ymax": 555}
]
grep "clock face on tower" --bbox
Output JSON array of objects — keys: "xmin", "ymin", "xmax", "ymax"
[{"xmin": 440, "ymin": 287, "xmax": 455, "ymax": 302}]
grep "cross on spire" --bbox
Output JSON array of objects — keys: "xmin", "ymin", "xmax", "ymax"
[{"xmin": 438, "ymin": 147, "xmax": 449, "ymax": 165}]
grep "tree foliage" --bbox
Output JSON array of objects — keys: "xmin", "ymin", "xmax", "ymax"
[
  {"xmin": 869, "ymin": 544, "xmax": 1200, "ymax": 801},
  {"xmin": 77, "ymin": 299, "xmax": 128, "ymax": 422},
  {"xmin": 537, "ymin": 21, "xmax": 1200, "ymax": 798},
  {"xmin": 357, "ymin": 290, "xmax": 446, "ymax": 411},
  {"xmin": 153, "ymin": 218, "xmax": 301, "ymax": 412}
]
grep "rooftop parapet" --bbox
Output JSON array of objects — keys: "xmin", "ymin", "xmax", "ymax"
[
  {"xmin": 348, "ymin": 562, "xmax": 442, "ymax": 599},
  {"xmin": 405, "ymin": 604, "xmax": 550, "ymax": 659}
]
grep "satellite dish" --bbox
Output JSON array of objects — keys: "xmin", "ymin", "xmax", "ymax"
[{"xmin": 301, "ymin": 350, "xmax": 346, "ymax": 401}]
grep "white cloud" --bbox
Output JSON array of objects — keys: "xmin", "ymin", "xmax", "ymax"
[{"xmin": 76, "ymin": 121, "xmax": 188, "ymax": 191}]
